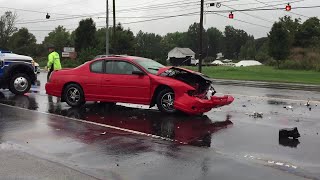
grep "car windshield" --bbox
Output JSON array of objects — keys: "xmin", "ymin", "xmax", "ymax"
[{"xmin": 134, "ymin": 58, "xmax": 165, "ymax": 75}]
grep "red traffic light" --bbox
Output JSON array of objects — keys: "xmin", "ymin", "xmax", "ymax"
[
  {"xmin": 285, "ymin": 3, "xmax": 291, "ymax": 11},
  {"xmin": 229, "ymin": 12, "xmax": 234, "ymax": 19}
]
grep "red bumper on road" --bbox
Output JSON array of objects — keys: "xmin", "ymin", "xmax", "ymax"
[{"xmin": 175, "ymin": 94, "xmax": 235, "ymax": 115}]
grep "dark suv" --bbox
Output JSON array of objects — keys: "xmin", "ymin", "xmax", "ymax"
[{"xmin": 0, "ymin": 51, "xmax": 37, "ymax": 95}]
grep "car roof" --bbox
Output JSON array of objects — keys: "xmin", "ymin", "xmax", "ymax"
[{"xmin": 94, "ymin": 55, "xmax": 152, "ymax": 62}]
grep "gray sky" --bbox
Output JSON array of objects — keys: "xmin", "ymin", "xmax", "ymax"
[{"xmin": 0, "ymin": 0, "xmax": 318, "ymax": 43}]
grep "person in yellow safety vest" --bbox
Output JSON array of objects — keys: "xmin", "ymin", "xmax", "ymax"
[{"xmin": 46, "ymin": 44, "xmax": 62, "ymax": 81}]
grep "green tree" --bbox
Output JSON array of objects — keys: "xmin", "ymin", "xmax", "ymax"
[
  {"xmin": 239, "ymin": 40, "xmax": 256, "ymax": 59},
  {"xmin": 295, "ymin": 17, "xmax": 320, "ymax": 47},
  {"xmin": 43, "ymin": 26, "xmax": 71, "ymax": 53},
  {"xmin": 278, "ymin": 16, "xmax": 301, "ymax": 47},
  {"xmin": 0, "ymin": 11, "xmax": 17, "ymax": 49},
  {"xmin": 74, "ymin": 18, "xmax": 97, "ymax": 52},
  {"xmin": 223, "ymin": 26, "xmax": 250, "ymax": 59},
  {"xmin": 8, "ymin": 28, "xmax": 36, "ymax": 56},
  {"xmin": 160, "ymin": 31, "xmax": 188, "ymax": 59},
  {"xmin": 186, "ymin": 23, "xmax": 207, "ymax": 58},
  {"xmin": 135, "ymin": 30, "xmax": 163, "ymax": 59},
  {"xmin": 268, "ymin": 22, "xmax": 290, "ymax": 68},
  {"xmin": 96, "ymin": 23, "xmax": 135, "ymax": 55},
  {"xmin": 207, "ymin": 27, "xmax": 223, "ymax": 58},
  {"xmin": 255, "ymin": 41, "xmax": 271, "ymax": 63}
]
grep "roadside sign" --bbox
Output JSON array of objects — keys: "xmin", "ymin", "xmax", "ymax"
[
  {"xmin": 63, "ymin": 47, "xmax": 75, "ymax": 53},
  {"xmin": 62, "ymin": 52, "xmax": 70, "ymax": 58}
]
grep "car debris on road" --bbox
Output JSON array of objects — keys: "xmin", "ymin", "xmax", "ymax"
[
  {"xmin": 246, "ymin": 112, "xmax": 263, "ymax": 118},
  {"xmin": 284, "ymin": 105, "xmax": 293, "ymax": 111},
  {"xmin": 279, "ymin": 127, "xmax": 300, "ymax": 139}
]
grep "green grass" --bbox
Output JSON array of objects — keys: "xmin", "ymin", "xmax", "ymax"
[{"xmin": 184, "ymin": 65, "xmax": 320, "ymax": 85}]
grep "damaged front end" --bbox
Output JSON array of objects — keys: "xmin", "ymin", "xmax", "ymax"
[{"xmin": 160, "ymin": 67, "xmax": 234, "ymax": 114}]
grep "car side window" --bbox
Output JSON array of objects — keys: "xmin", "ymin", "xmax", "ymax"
[
  {"xmin": 90, "ymin": 60, "xmax": 103, "ymax": 73},
  {"xmin": 105, "ymin": 61, "xmax": 141, "ymax": 75}
]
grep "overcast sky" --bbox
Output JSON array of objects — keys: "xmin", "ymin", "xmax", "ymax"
[{"xmin": 0, "ymin": 0, "xmax": 318, "ymax": 43}]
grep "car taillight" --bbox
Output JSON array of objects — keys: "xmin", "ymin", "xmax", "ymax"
[{"xmin": 31, "ymin": 60, "xmax": 35, "ymax": 66}]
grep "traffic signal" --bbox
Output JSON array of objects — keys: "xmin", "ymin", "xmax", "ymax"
[
  {"xmin": 285, "ymin": 3, "xmax": 291, "ymax": 11},
  {"xmin": 229, "ymin": 12, "xmax": 234, "ymax": 19},
  {"xmin": 46, "ymin": 13, "xmax": 50, "ymax": 19}
]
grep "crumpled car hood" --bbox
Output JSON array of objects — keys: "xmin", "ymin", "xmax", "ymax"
[{"xmin": 157, "ymin": 66, "xmax": 212, "ymax": 82}]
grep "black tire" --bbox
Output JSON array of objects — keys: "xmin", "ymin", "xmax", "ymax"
[
  {"xmin": 63, "ymin": 84, "xmax": 85, "ymax": 107},
  {"xmin": 156, "ymin": 88, "xmax": 176, "ymax": 114},
  {"xmin": 9, "ymin": 73, "xmax": 32, "ymax": 95}
]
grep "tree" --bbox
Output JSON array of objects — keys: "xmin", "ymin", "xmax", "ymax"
[
  {"xmin": 0, "ymin": 11, "xmax": 17, "ymax": 49},
  {"xmin": 255, "ymin": 41, "xmax": 271, "ymax": 63},
  {"xmin": 223, "ymin": 26, "xmax": 250, "ymax": 59},
  {"xmin": 43, "ymin": 26, "xmax": 71, "ymax": 53},
  {"xmin": 295, "ymin": 17, "xmax": 320, "ymax": 47},
  {"xmin": 160, "ymin": 32, "xmax": 188, "ymax": 59},
  {"xmin": 239, "ymin": 40, "xmax": 256, "ymax": 59},
  {"xmin": 96, "ymin": 23, "xmax": 135, "ymax": 55},
  {"xmin": 135, "ymin": 30, "xmax": 163, "ymax": 59},
  {"xmin": 186, "ymin": 23, "xmax": 207, "ymax": 58},
  {"xmin": 207, "ymin": 27, "xmax": 223, "ymax": 58},
  {"xmin": 74, "ymin": 18, "xmax": 97, "ymax": 52},
  {"xmin": 8, "ymin": 28, "xmax": 36, "ymax": 56},
  {"xmin": 268, "ymin": 22, "xmax": 290, "ymax": 68},
  {"xmin": 278, "ymin": 16, "xmax": 300, "ymax": 47}
]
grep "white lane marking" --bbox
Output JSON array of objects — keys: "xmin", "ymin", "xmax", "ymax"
[
  {"xmin": 0, "ymin": 103, "xmax": 186, "ymax": 144},
  {"xmin": 216, "ymin": 93, "xmax": 320, "ymax": 103}
]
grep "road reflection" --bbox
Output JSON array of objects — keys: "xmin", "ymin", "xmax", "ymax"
[
  {"xmin": 0, "ymin": 92, "xmax": 38, "ymax": 110},
  {"xmin": 55, "ymin": 103, "xmax": 233, "ymax": 147},
  {"xmin": 0, "ymin": 91, "xmax": 233, "ymax": 147}
]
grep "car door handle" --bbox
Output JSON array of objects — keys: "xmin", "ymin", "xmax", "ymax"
[{"xmin": 104, "ymin": 79, "xmax": 111, "ymax": 82}]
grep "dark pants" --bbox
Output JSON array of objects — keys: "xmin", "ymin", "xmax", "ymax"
[
  {"xmin": 47, "ymin": 68, "xmax": 53, "ymax": 82},
  {"xmin": 47, "ymin": 64, "xmax": 54, "ymax": 82}
]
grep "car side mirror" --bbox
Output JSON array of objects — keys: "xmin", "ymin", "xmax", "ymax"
[{"xmin": 132, "ymin": 71, "xmax": 145, "ymax": 76}]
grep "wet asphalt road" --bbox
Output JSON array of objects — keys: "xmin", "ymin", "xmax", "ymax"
[{"xmin": 0, "ymin": 72, "xmax": 320, "ymax": 179}]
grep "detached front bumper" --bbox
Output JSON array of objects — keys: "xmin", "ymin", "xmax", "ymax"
[{"xmin": 175, "ymin": 94, "xmax": 234, "ymax": 115}]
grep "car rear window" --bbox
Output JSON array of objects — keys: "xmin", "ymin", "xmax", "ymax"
[{"xmin": 90, "ymin": 60, "xmax": 103, "ymax": 73}]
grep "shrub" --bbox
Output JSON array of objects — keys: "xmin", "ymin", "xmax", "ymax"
[
  {"xmin": 279, "ymin": 48, "xmax": 320, "ymax": 71},
  {"xmin": 78, "ymin": 47, "xmax": 100, "ymax": 64}
]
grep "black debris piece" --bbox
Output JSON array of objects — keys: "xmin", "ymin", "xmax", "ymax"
[{"xmin": 279, "ymin": 127, "xmax": 300, "ymax": 139}]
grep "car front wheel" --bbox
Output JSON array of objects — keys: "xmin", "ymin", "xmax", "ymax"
[
  {"xmin": 64, "ymin": 84, "xmax": 85, "ymax": 107},
  {"xmin": 156, "ymin": 88, "xmax": 176, "ymax": 114},
  {"xmin": 9, "ymin": 73, "xmax": 31, "ymax": 95}
]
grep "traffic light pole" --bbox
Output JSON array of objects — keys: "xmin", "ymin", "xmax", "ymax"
[
  {"xmin": 113, "ymin": 0, "xmax": 116, "ymax": 52},
  {"xmin": 106, "ymin": 0, "xmax": 109, "ymax": 55},
  {"xmin": 198, "ymin": 0, "xmax": 204, "ymax": 73}
]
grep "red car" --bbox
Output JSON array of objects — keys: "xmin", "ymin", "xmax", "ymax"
[{"xmin": 45, "ymin": 55, "xmax": 234, "ymax": 115}]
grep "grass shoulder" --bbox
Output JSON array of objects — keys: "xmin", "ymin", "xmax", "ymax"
[{"xmin": 184, "ymin": 65, "xmax": 320, "ymax": 85}]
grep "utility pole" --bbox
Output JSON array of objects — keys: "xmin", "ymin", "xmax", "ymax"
[
  {"xmin": 113, "ymin": 0, "xmax": 116, "ymax": 53},
  {"xmin": 198, "ymin": 0, "xmax": 204, "ymax": 73},
  {"xmin": 106, "ymin": 0, "xmax": 109, "ymax": 55}
]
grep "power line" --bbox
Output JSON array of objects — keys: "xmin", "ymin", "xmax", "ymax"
[
  {"xmin": 222, "ymin": 4, "xmax": 274, "ymax": 23},
  {"xmin": 253, "ymin": 0, "xmax": 310, "ymax": 18},
  {"xmin": 206, "ymin": 5, "xmax": 320, "ymax": 13},
  {"xmin": 209, "ymin": 12, "xmax": 270, "ymax": 29}
]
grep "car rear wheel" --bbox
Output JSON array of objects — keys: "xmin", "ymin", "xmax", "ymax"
[
  {"xmin": 9, "ymin": 73, "xmax": 31, "ymax": 95},
  {"xmin": 64, "ymin": 84, "xmax": 85, "ymax": 107},
  {"xmin": 156, "ymin": 88, "xmax": 176, "ymax": 114}
]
